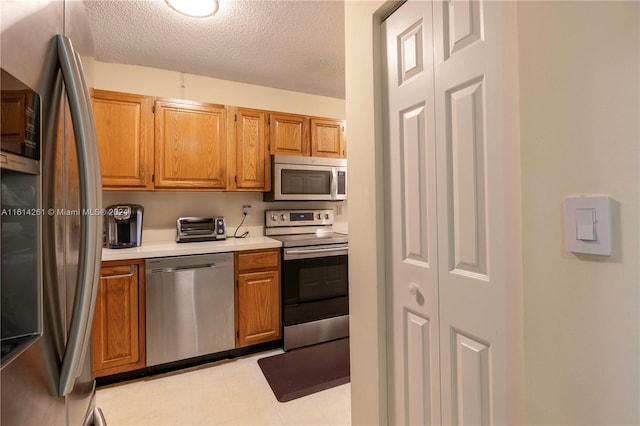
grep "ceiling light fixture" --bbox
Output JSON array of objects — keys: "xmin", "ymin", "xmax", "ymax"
[{"xmin": 165, "ymin": 0, "xmax": 219, "ymax": 17}]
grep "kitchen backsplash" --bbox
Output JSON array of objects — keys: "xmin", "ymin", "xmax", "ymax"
[{"xmin": 102, "ymin": 191, "xmax": 348, "ymax": 237}]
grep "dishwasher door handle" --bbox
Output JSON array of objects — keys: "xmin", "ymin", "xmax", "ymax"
[{"xmin": 150, "ymin": 263, "xmax": 218, "ymax": 274}]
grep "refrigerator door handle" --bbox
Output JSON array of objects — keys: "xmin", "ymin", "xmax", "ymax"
[
  {"xmin": 56, "ymin": 35, "xmax": 103, "ymax": 397},
  {"xmin": 86, "ymin": 408, "xmax": 107, "ymax": 426},
  {"xmin": 73, "ymin": 47, "xmax": 104, "ymax": 391}
]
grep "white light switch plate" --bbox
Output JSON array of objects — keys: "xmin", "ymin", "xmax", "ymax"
[{"xmin": 564, "ymin": 196, "xmax": 611, "ymax": 256}]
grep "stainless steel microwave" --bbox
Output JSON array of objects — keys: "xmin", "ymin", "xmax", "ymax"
[{"xmin": 264, "ymin": 155, "xmax": 347, "ymax": 201}]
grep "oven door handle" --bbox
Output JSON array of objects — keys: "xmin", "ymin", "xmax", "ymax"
[{"xmin": 284, "ymin": 246, "xmax": 348, "ymax": 260}]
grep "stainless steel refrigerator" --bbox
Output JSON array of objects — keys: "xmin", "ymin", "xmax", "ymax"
[{"xmin": 1, "ymin": 1, "xmax": 105, "ymax": 425}]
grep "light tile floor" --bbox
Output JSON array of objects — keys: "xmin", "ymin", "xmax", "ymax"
[{"xmin": 96, "ymin": 349, "xmax": 351, "ymax": 426}]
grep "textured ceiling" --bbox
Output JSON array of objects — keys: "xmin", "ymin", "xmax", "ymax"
[{"xmin": 83, "ymin": 0, "xmax": 345, "ymax": 99}]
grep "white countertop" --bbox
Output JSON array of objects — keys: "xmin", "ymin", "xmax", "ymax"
[{"xmin": 102, "ymin": 236, "xmax": 282, "ymax": 262}]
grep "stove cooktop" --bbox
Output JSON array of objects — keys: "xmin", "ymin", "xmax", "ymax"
[
  {"xmin": 268, "ymin": 231, "xmax": 348, "ymax": 248},
  {"xmin": 264, "ymin": 209, "xmax": 348, "ymax": 247}
]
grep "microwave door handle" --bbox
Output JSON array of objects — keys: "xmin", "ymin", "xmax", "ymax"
[
  {"xmin": 56, "ymin": 35, "xmax": 102, "ymax": 397},
  {"xmin": 330, "ymin": 168, "xmax": 338, "ymax": 200}
]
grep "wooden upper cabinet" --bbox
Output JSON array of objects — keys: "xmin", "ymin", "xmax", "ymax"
[
  {"xmin": 92, "ymin": 90, "xmax": 155, "ymax": 190},
  {"xmin": 154, "ymin": 99, "xmax": 227, "ymax": 190},
  {"xmin": 91, "ymin": 89, "xmax": 346, "ymax": 192},
  {"xmin": 269, "ymin": 112, "xmax": 309, "ymax": 156},
  {"xmin": 310, "ymin": 118, "xmax": 346, "ymax": 158},
  {"xmin": 270, "ymin": 113, "xmax": 346, "ymax": 158},
  {"xmin": 229, "ymin": 107, "xmax": 270, "ymax": 191}
]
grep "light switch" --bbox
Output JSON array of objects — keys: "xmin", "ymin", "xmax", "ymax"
[
  {"xmin": 575, "ymin": 208, "xmax": 596, "ymax": 241},
  {"xmin": 564, "ymin": 196, "xmax": 611, "ymax": 256}
]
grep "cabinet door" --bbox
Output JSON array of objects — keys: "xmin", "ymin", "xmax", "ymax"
[
  {"xmin": 0, "ymin": 90, "xmax": 27, "ymax": 142},
  {"xmin": 155, "ymin": 99, "xmax": 227, "ymax": 189},
  {"xmin": 269, "ymin": 112, "xmax": 309, "ymax": 156},
  {"xmin": 236, "ymin": 248, "xmax": 280, "ymax": 271},
  {"xmin": 310, "ymin": 118, "xmax": 346, "ymax": 158},
  {"xmin": 233, "ymin": 107, "xmax": 269, "ymax": 191},
  {"xmin": 237, "ymin": 270, "xmax": 281, "ymax": 347},
  {"xmin": 92, "ymin": 90, "xmax": 155, "ymax": 190},
  {"xmin": 92, "ymin": 261, "xmax": 145, "ymax": 377}
]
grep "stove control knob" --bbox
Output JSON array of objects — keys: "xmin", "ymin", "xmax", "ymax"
[
  {"xmin": 270, "ymin": 214, "xmax": 278, "ymax": 222},
  {"xmin": 281, "ymin": 214, "xmax": 288, "ymax": 221},
  {"xmin": 325, "ymin": 213, "xmax": 330, "ymax": 220},
  {"xmin": 316, "ymin": 214, "xmax": 321, "ymax": 220}
]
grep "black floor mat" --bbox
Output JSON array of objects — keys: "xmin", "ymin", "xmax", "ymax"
[{"xmin": 257, "ymin": 338, "xmax": 350, "ymax": 402}]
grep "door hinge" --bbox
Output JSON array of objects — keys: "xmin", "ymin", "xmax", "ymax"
[
  {"xmin": 235, "ymin": 279, "xmax": 238, "ymax": 288},
  {"xmin": 152, "ymin": 105, "xmax": 155, "ymax": 113},
  {"xmin": 152, "ymin": 174, "xmax": 155, "ymax": 183},
  {"xmin": 267, "ymin": 144, "xmax": 270, "ymax": 152},
  {"xmin": 236, "ymin": 330, "xmax": 240, "ymax": 339},
  {"xmin": 268, "ymin": 117, "xmax": 271, "ymax": 125},
  {"xmin": 234, "ymin": 113, "xmax": 238, "ymax": 121},
  {"xmin": 234, "ymin": 176, "xmax": 238, "ymax": 183}
]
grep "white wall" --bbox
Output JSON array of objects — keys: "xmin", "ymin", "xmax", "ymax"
[
  {"xmin": 93, "ymin": 61, "xmax": 345, "ymax": 118},
  {"xmin": 93, "ymin": 60, "xmax": 347, "ymax": 231},
  {"xmin": 102, "ymin": 191, "xmax": 347, "ymax": 232},
  {"xmin": 344, "ymin": 1, "xmax": 389, "ymax": 425},
  {"xmin": 518, "ymin": 2, "xmax": 639, "ymax": 424}
]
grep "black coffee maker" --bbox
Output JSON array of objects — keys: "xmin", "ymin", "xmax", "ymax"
[{"xmin": 104, "ymin": 204, "xmax": 143, "ymax": 249}]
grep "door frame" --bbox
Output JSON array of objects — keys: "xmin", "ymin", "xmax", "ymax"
[{"xmin": 345, "ymin": 1, "xmax": 405, "ymax": 425}]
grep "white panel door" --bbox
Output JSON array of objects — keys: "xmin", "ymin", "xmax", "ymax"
[
  {"xmin": 382, "ymin": 3, "xmax": 441, "ymax": 425},
  {"xmin": 433, "ymin": 1, "xmax": 521, "ymax": 424},
  {"xmin": 383, "ymin": 1, "xmax": 522, "ymax": 425}
]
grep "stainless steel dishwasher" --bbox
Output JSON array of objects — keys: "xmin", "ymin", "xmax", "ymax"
[{"xmin": 145, "ymin": 252, "xmax": 234, "ymax": 366}]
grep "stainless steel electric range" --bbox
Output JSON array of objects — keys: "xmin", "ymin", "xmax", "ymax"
[{"xmin": 265, "ymin": 209, "xmax": 349, "ymax": 351}]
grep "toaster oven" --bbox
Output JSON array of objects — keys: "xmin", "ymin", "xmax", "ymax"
[{"xmin": 176, "ymin": 217, "xmax": 226, "ymax": 243}]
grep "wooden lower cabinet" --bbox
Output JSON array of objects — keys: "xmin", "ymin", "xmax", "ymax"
[
  {"xmin": 92, "ymin": 259, "xmax": 146, "ymax": 377},
  {"xmin": 235, "ymin": 249, "xmax": 281, "ymax": 347}
]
